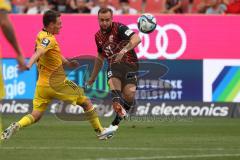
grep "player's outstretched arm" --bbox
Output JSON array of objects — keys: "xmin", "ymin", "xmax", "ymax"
[
  {"xmin": 115, "ymin": 33, "xmax": 141, "ymax": 62},
  {"xmin": 123, "ymin": 33, "xmax": 141, "ymax": 52},
  {"xmin": 61, "ymin": 55, "xmax": 69, "ymax": 64},
  {"xmin": 0, "ymin": 13, "xmax": 25, "ymax": 67},
  {"xmin": 22, "ymin": 48, "xmax": 45, "ymax": 71},
  {"xmin": 87, "ymin": 54, "xmax": 104, "ymax": 86},
  {"xmin": 61, "ymin": 55, "xmax": 79, "ymax": 69}
]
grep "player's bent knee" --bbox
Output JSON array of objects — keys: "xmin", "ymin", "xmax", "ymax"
[
  {"xmin": 78, "ymin": 97, "xmax": 93, "ymax": 112},
  {"xmin": 123, "ymin": 90, "xmax": 136, "ymax": 102},
  {"xmin": 123, "ymin": 85, "xmax": 136, "ymax": 98}
]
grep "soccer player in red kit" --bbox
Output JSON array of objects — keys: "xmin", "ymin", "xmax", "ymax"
[{"xmin": 88, "ymin": 8, "xmax": 141, "ymax": 132}]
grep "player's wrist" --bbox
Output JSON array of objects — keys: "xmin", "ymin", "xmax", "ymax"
[
  {"xmin": 120, "ymin": 48, "xmax": 128, "ymax": 54},
  {"xmin": 65, "ymin": 59, "xmax": 70, "ymax": 65},
  {"xmin": 90, "ymin": 77, "xmax": 96, "ymax": 82},
  {"xmin": 26, "ymin": 64, "xmax": 31, "ymax": 70}
]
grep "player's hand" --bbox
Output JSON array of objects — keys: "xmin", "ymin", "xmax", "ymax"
[
  {"xmin": 87, "ymin": 78, "xmax": 95, "ymax": 87},
  {"xmin": 67, "ymin": 59, "xmax": 80, "ymax": 69},
  {"xmin": 115, "ymin": 51, "xmax": 125, "ymax": 63},
  {"xmin": 18, "ymin": 64, "xmax": 29, "ymax": 71},
  {"xmin": 16, "ymin": 54, "xmax": 26, "ymax": 67}
]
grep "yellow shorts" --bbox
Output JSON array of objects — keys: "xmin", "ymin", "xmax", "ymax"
[{"xmin": 33, "ymin": 80, "xmax": 87, "ymax": 112}]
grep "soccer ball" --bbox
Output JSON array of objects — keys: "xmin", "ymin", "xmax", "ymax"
[{"xmin": 137, "ymin": 13, "xmax": 157, "ymax": 34}]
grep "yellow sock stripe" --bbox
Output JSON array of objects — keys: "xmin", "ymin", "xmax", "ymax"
[
  {"xmin": 26, "ymin": 114, "xmax": 35, "ymax": 123},
  {"xmin": 18, "ymin": 114, "xmax": 35, "ymax": 128}
]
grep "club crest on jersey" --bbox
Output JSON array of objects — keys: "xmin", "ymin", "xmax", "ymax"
[
  {"xmin": 41, "ymin": 38, "xmax": 50, "ymax": 47},
  {"xmin": 109, "ymin": 35, "xmax": 114, "ymax": 42}
]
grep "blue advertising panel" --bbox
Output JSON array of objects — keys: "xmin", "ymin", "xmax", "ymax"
[
  {"xmin": 1, "ymin": 59, "xmax": 202, "ymax": 101},
  {"xmin": 2, "ymin": 59, "xmax": 37, "ymax": 99},
  {"xmin": 65, "ymin": 59, "xmax": 203, "ymax": 101},
  {"xmin": 136, "ymin": 60, "xmax": 203, "ymax": 101}
]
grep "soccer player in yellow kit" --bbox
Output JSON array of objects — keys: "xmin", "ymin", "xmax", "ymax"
[
  {"xmin": 0, "ymin": 0, "xmax": 26, "ymax": 100},
  {"xmin": 1, "ymin": 10, "xmax": 115, "ymax": 140}
]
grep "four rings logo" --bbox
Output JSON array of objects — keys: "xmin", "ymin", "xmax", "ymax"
[{"xmin": 128, "ymin": 23, "xmax": 187, "ymax": 59}]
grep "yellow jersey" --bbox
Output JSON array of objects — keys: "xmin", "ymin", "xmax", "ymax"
[
  {"xmin": 0, "ymin": 0, "xmax": 11, "ymax": 12},
  {"xmin": 35, "ymin": 29, "xmax": 66, "ymax": 86}
]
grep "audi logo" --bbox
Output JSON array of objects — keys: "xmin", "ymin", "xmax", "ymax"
[{"xmin": 128, "ymin": 23, "xmax": 187, "ymax": 59}]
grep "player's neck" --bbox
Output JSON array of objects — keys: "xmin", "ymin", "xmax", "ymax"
[
  {"xmin": 43, "ymin": 28, "xmax": 54, "ymax": 35},
  {"xmin": 101, "ymin": 23, "xmax": 113, "ymax": 34}
]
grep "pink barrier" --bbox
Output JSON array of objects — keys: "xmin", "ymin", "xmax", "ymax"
[{"xmin": 0, "ymin": 14, "xmax": 239, "ymax": 59}]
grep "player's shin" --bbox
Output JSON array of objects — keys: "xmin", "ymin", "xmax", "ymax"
[
  {"xmin": 111, "ymin": 100, "xmax": 134, "ymax": 126},
  {"xmin": 111, "ymin": 90, "xmax": 127, "ymax": 118},
  {"xmin": 123, "ymin": 100, "xmax": 134, "ymax": 112},
  {"xmin": 85, "ymin": 107, "xmax": 104, "ymax": 133},
  {"xmin": 111, "ymin": 115, "xmax": 123, "ymax": 126},
  {"xmin": 18, "ymin": 114, "xmax": 35, "ymax": 128},
  {"xmin": 111, "ymin": 90, "xmax": 123, "ymax": 105}
]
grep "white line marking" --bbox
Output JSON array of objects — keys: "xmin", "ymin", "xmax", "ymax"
[
  {"xmin": 1, "ymin": 146, "xmax": 240, "ymax": 151},
  {"xmin": 1, "ymin": 147, "xmax": 240, "ymax": 160},
  {"xmin": 97, "ymin": 154, "xmax": 240, "ymax": 160}
]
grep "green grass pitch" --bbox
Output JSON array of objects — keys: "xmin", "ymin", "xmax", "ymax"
[{"xmin": 1, "ymin": 115, "xmax": 240, "ymax": 160}]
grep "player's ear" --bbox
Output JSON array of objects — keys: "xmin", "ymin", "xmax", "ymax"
[
  {"xmin": 50, "ymin": 21, "xmax": 56, "ymax": 26},
  {"xmin": 48, "ymin": 22, "xmax": 53, "ymax": 27}
]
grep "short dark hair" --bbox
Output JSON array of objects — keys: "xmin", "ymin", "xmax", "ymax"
[
  {"xmin": 98, "ymin": 7, "xmax": 113, "ymax": 16},
  {"xmin": 43, "ymin": 10, "xmax": 61, "ymax": 27}
]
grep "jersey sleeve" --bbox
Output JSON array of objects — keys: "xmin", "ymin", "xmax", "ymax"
[
  {"xmin": 118, "ymin": 23, "xmax": 135, "ymax": 40},
  {"xmin": 36, "ymin": 36, "xmax": 55, "ymax": 52}
]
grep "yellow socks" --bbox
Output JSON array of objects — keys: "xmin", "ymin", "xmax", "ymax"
[
  {"xmin": 17, "ymin": 109, "xmax": 103, "ymax": 133},
  {"xmin": 18, "ymin": 114, "xmax": 35, "ymax": 128},
  {"xmin": 85, "ymin": 108, "xmax": 104, "ymax": 133}
]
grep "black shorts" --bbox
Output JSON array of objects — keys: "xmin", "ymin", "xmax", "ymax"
[{"xmin": 107, "ymin": 62, "xmax": 138, "ymax": 87}]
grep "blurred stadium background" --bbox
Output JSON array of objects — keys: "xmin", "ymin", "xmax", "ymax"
[{"xmin": 0, "ymin": 0, "xmax": 240, "ymax": 160}]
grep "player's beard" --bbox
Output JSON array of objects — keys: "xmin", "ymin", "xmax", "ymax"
[{"xmin": 100, "ymin": 23, "xmax": 112, "ymax": 34}]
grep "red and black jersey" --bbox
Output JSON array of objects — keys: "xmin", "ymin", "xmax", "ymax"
[{"xmin": 95, "ymin": 22, "xmax": 138, "ymax": 66}]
